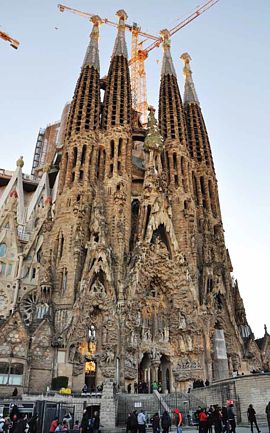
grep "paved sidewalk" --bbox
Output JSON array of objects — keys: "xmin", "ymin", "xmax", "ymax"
[{"xmin": 102, "ymin": 427, "xmax": 269, "ymax": 433}]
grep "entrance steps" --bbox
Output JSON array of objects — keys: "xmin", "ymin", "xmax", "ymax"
[
  {"xmin": 116, "ymin": 393, "xmax": 159, "ymax": 425},
  {"xmin": 116, "ymin": 391, "xmax": 205, "ymax": 426}
]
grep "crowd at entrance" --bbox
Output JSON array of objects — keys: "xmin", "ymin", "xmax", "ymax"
[{"xmin": 126, "ymin": 402, "xmax": 270, "ymax": 433}]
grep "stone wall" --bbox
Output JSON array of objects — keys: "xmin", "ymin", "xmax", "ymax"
[{"xmin": 190, "ymin": 374, "xmax": 270, "ymax": 423}]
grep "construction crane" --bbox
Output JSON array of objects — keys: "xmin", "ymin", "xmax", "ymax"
[
  {"xmin": 0, "ymin": 29, "xmax": 20, "ymax": 49},
  {"xmin": 129, "ymin": 0, "xmax": 220, "ymax": 124}
]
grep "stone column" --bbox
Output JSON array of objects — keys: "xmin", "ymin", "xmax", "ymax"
[{"xmin": 100, "ymin": 379, "xmax": 116, "ymax": 429}]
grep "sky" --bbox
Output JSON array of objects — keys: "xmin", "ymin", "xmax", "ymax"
[{"xmin": 0, "ymin": 0, "xmax": 269, "ymax": 338}]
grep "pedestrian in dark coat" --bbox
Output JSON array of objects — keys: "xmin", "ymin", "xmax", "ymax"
[
  {"xmin": 247, "ymin": 405, "xmax": 261, "ymax": 433},
  {"xmin": 129, "ymin": 411, "xmax": 138, "ymax": 433},
  {"xmin": 212, "ymin": 407, "xmax": 222, "ymax": 433},
  {"xmin": 161, "ymin": 411, "xmax": 171, "ymax": 433},
  {"xmin": 227, "ymin": 404, "xmax": 236, "ymax": 433},
  {"xmin": 151, "ymin": 413, "xmax": 160, "ymax": 433}
]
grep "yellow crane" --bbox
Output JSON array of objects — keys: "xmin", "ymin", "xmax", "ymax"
[{"xmin": 0, "ymin": 29, "xmax": 19, "ymax": 49}]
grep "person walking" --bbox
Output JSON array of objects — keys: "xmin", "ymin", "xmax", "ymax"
[
  {"xmin": 212, "ymin": 407, "xmax": 222, "ymax": 433},
  {"xmin": 129, "ymin": 411, "xmax": 138, "ymax": 433},
  {"xmin": 92, "ymin": 411, "xmax": 100, "ymax": 433},
  {"xmin": 198, "ymin": 409, "xmax": 208, "ymax": 433},
  {"xmin": 227, "ymin": 404, "xmax": 236, "ymax": 433},
  {"xmin": 151, "ymin": 413, "xmax": 160, "ymax": 433},
  {"xmin": 49, "ymin": 418, "xmax": 59, "ymax": 433},
  {"xmin": 174, "ymin": 409, "xmax": 183, "ymax": 433},
  {"xmin": 137, "ymin": 410, "xmax": 146, "ymax": 433},
  {"xmin": 247, "ymin": 405, "xmax": 261, "ymax": 433},
  {"xmin": 161, "ymin": 411, "xmax": 171, "ymax": 433}
]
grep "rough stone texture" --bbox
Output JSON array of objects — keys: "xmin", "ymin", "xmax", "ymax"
[{"xmin": 0, "ymin": 12, "xmax": 269, "ymax": 422}]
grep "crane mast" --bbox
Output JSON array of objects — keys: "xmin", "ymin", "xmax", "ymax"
[{"xmin": 0, "ymin": 30, "xmax": 20, "ymax": 49}]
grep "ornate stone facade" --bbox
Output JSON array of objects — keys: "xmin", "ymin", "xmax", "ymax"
[{"xmin": 0, "ymin": 11, "xmax": 268, "ymax": 394}]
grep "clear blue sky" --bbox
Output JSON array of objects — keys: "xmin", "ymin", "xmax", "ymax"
[{"xmin": 1, "ymin": 0, "xmax": 269, "ymax": 338}]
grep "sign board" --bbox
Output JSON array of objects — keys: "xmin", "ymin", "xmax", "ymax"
[{"xmin": 134, "ymin": 402, "xmax": 142, "ymax": 408}]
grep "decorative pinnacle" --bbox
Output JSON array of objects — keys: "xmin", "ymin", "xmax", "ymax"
[
  {"xmin": 160, "ymin": 29, "xmax": 171, "ymax": 50},
  {"xmin": 90, "ymin": 15, "xmax": 102, "ymax": 41},
  {"xmin": 16, "ymin": 156, "xmax": 24, "ymax": 168},
  {"xmin": 116, "ymin": 9, "xmax": 128, "ymax": 27},
  {"xmin": 112, "ymin": 9, "xmax": 128, "ymax": 58},
  {"xmin": 82, "ymin": 15, "xmax": 102, "ymax": 70},
  {"xmin": 180, "ymin": 52, "xmax": 199, "ymax": 105},
  {"xmin": 160, "ymin": 29, "xmax": 176, "ymax": 77},
  {"xmin": 181, "ymin": 52, "xmax": 192, "ymax": 78}
]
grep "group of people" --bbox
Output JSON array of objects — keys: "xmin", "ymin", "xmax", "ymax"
[
  {"xmin": 49, "ymin": 410, "xmax": 100, "ymax": 433},
  {"xmin": 196, "ymin": 404, "xmax": 237, "ymax": 433},
  {"xmin": 126, "ymin": 409, "xmax": 176, "ymax": 433},
  {"xmin": 0, "ymin": 412, "xmax": 38, "ymax": 433},
  {"xmin": 196, "ymin": 403, "xmax": 263, "ymax": 433},
  {"xmin": 127, "ymin": 381, "xmax": 163, "ymax": 394},
  {"xmin": 126, "ymin": 402, "xmax": 267, "ymax": 433},
  {"xmin": 49, "ymin": 414, "xmax": 74, "ymax": 433}
]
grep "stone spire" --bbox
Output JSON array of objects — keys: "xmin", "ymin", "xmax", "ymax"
[
  {"xmin": 158, "ymin": 30, "xmax": 186, "ymax": 143},
  {"xmin": 181, "ymin": 52, "xmax": 199, "ymax": 105},
  {"xmin": 82, "ymin": 15, "xmax": 102, "ymax": 71},
  {"xmin": 112, "ymin": 10, "xmax": 128, "ymax": 58},
  {"xmin": 160, "ymin": 29, "xmax": 176, "ymax": 77},
  {"xmin": 101, "ymin": 10, "xmax": 132, "ymax": 129},
  {"xmin": 65, "ymin": 16, "xmax": 101, "ymax": 140},
  {"xmin": 180, "ymin": 52, "xmax": 214, "ymax": 169}
]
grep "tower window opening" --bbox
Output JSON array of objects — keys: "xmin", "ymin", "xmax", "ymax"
[
  {"xmin": 118, "ymin": 138, "xmax": 123, "ymax": 157},
  {"xmin": 81, "ymin": 145, "xmax": 87, "ymax": 165},
  {"xmin": 143, "ymin": 205, "xmax": 151, "ymax": 239},
  {"xmin": 130, "ymin": 199, "xmax": 140, "ymax": 252},
  {"xmin": 192, "ymin": 173, "xmax": 199, "ymax": 206},
  {"xmin": 79, "ymin": 170, "xmax": 84, "ymax": 180},
  {"xmin": 59, "ymin": 234, "xmax": 64, "ymax": 259},
  {"xmin": 110, "ymin": 140, "xmax": 115, "ymax": 159},
  {"xmin": 209, "ymin": 180, "xmax": 217, "ymax": 217},
  {"xmin": 72, "ymin": 147, "xmax": 78, "ymax": 168},
  {"xmin": 173, "ymin": 152, "xmax": 177, "ymax": 171},
  {"xmin": 117, "ymin": 161, "xmax": 122, "ymax": 175},
  {"xmin": 71, "ymin": 172, "xmax": 75, "ymax": 183},
  {"xmin": 109, "ymin": 163, "xmax": 113, "ymax": 177}
]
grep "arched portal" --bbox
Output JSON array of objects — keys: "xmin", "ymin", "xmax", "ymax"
[
  {"xmin": 138, "ymin": 353, "xmax": 151, "ymax": 393},
  {"xmin": 158, "ymin": 354, "xmax": 171, "ymax": 393}
]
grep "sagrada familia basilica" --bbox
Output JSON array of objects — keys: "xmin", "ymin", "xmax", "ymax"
[{"xmin": 0, "ymin": 10, "xmax": 269, "ymax": 395}]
